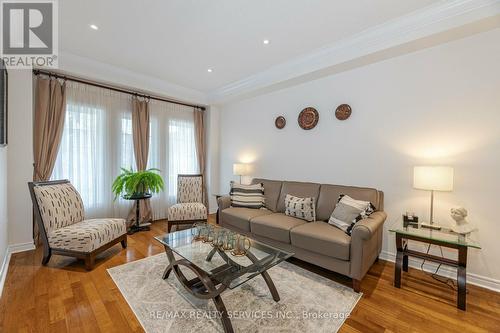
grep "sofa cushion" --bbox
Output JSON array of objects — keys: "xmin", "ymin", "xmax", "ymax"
[
  {"xmin": 221, "ymin": 207, "xmax": 273, "ymax": 232},
  {"xmin": 168, "ymin": 203, "xmax": 207, "ymax": 221},
  {"xmin": 316, "ymin": 184, "xmax": 381, "ymax": 221},
  {"xmin": 276, "ymin": 181, "xmax": 321, "ymax": 213},
  {"xmin": 250, "ymin": 213, "xmax": 307, "ymax": 244},
  {"xmin": 291, "ymin": 221, "xmax": 351, "ymax": 260},
  {"xmin": 251, "ymin": 178, "xmax": 283, "ymax": 212},
  {"xmin": 48, "ymin": 218, "xmax": 126, "ymax": 253}
]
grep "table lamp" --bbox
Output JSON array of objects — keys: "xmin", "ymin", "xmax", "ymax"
[
  {"xmin": 233, "ymin": 163, "xmax": 250, "ymax": 184},
  {"xmin": 413, "ymin": 166, "xmax": 454, "ymax": 228}
]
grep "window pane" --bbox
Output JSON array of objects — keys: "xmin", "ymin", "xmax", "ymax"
[
  {"xmin": 52, "ymin": 103, "xmax": 104, "ymax": 210},
  {"xmin": 120, "ymin": 116, "xmax": 135, "ymax": 170},
  {"xmin": 168, "ymin": 119, "xmax": 198, "ymax": 196}
]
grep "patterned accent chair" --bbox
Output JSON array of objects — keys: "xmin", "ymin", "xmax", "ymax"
[
  {"xmin": 167, "ymin": 174, "xmax": 207, "ymax": 232},
  {"xmin": 28, "ymin": 180, "xmax": 127, "ymax": 270}
]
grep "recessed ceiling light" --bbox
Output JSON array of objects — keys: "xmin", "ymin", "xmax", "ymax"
[
  {"xmin": 263, "ymin": 39, "xmax": 270, "ymax": 45},
  {"xmin": 90, "ymin": 24, "xmax": 99, "ymax": 30},
  {"xmin": 207, "ymin": 68, "xmax": 213, "ymax": 73}
]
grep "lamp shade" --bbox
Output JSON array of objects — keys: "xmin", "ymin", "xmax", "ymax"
[
  {"xmin": 413, "ymin": 166, "xmax": 454, "ymax": 191},
  {"xmin": 233, "ymin": 163, "xmax": 249, "ymax": 176}
]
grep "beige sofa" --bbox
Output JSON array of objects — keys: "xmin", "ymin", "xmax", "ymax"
[{"xmin": 217, "ymin": 178, "xmax": 386, "ymax": 292}]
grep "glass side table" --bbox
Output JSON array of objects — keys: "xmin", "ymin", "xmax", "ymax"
[{"xmin": 389, "ymin": 220, "xmax": 480, "ymax": 311}]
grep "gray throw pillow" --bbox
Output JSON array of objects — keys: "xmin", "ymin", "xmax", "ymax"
[{"xmin": 329, "ymin": 194, "xmax": 374, "ymax": 235}]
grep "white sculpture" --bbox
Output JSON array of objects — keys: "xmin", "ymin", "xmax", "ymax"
[{"xmin": 450, "ymin": 207, "xmax": 476, "ymax": 235}]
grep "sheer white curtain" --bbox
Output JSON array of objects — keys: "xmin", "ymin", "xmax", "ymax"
[
  {"xmin": 52, "ymin": 81, "xmax": 134, "ymax": 218},
  {"xmin": 52, "ymin": 81, "xmax": 199, "ymax": 221},
  {"xmin": 149, "ymin": 101, "xmax": 199, "ymax": 220}
]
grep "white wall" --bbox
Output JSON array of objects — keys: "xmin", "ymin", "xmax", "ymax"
[
  {"xmin": 218, "ymin": 28, "xmax": 500, "ymax": 285},
  {"xmin": 7, "ymin": 69, "xmax": 34, "ymax": 247},
  {"xmin": 206, "ymin": 106, "xmax": 221, "ymax": 213}
]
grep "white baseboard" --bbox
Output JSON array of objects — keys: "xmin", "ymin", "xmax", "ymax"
[
  {"xmin": 0, "ymin": 241, "xmax": 36, "ymax": 298},
  {"xmin": 379, "ymin": 250, "xmax": 500, "ymax": 293}
]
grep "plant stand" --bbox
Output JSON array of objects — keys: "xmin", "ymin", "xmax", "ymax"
[{"xmin": 124, "ymin": 193, "xmax": 152, "ymax": 234}]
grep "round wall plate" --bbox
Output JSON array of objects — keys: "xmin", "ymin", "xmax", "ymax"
[
  {"xmin": 298, "ymin": 107, "xmax": 319, "ymax": 130},
  {"xmin": 335, "ymin": 104, "xmax": 352, "ymax": 120},
  {"xmin": 275, "ymin": 116, "xmax": 286, "ymax": 129}
]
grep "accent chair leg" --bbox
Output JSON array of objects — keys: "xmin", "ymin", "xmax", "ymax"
[
  {"xmin": 167, "ymin": 222, "xmax": 173, "ymax": 233},
  {"xmin": 353, "ymin": 279, "xmax": 361, "ymax": 293},
  {"xmin": 85, "ymin": 254, "xmax": 95, "ymax": 271},
  {"xmin": 375, "ymin": 256, "xmax": 379, "ymax": 263},
  {"xmin": 121, "ymin": 236, "xmax": 127, "ymax": 249},
  {"xmin": 42, "ymin": 248, "xmax": 52, "ymax": 265}
]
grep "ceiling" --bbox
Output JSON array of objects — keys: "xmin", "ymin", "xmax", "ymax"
[{"xmin": 59, "ymin": 0, "xmax": 440, "ymax": 94}]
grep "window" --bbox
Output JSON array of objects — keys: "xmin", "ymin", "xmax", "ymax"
[
  {"xmin": 120, "ymin": 116, "xmax": 135, "ymax": 170},
  {"xmin": 51, "ymin": 81, "xmax": 199, "ymax": 220},
  {"xmin": 52, "ymin": 103, "xmax": 105, "ymax": 211},
  {"xmin": 168, "ymin": 119, "xmax": 198, "ymax": 196}
]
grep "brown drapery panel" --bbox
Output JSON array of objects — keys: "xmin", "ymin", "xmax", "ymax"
[
  {"xmin": 127, "ymin": 97, "xmax": 152, "ymax": 224},
  {"xmin": 33, "ymin": 77, "xmax": 67, "ymax": 245},
  {"xmin": 194, "ymin": 108, "xmax": 208, "ymax": 209}
]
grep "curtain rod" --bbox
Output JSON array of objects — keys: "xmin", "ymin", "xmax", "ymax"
[{"xmin": 32, "ymin": 69, "xmax": 206, "ymax": 111}]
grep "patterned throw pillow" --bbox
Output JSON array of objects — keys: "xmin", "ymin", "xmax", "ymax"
[
  {"xmin": 284, "ymin": 194, "xmax": 316, "ymax": 222},
  {"xmin": 328, "ymin": 194, "xmax": 375, "ymax": 235},
  {"xmin": 230, "ymin": 182, "xmax": 265, "ymax": 209}
]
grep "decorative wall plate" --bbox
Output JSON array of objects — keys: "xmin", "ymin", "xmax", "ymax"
[
  {"xmin": 335, "ymin": 104, "xmax": 352, "ymax": 120},
  {"xmin": 275, "ymin": 116, "xmax": 286, "ymax": 129},
  {"xmin": 298, "ymin": 107, "xmax": 319, "ymax": 130}
]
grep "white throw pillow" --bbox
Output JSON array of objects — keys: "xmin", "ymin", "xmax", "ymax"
[{"xmin": 284, "ymin": 194, "xmax": 316, "ymax": 222}]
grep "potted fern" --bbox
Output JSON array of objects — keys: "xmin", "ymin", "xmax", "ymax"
[{"xmin": 112, "ymin": 167, "xmax": 165, "ymax": 200}]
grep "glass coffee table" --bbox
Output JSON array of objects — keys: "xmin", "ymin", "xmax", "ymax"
[{"xmin": 155, "ymin": 225, "xmax": 294, "ymax": 333}]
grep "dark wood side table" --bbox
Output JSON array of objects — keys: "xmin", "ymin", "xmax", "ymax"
[
  {"xmin": 389, "ymin": 221, "xmax": 480, "ymax": 311},
  {"xmin": 124, "ymin": 193, "xmax": 153, "ymax": 234},
  {"xmin": 213, "ymin": 193, "xmax": 227, "ymax": 224}
]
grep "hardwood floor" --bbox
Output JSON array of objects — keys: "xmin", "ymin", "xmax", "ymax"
[{"xmin": 1, "ymin": 215, "xmax": 499, "ymax": 332}]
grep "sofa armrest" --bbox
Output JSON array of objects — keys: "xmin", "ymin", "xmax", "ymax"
[
  {"xmin": 350, "ymin": 211, "xmax": 387, "ymax": 281},
  {"xmin": 351, "ymin": 211, "xmax": 387, "ymax": 240},
  {"xmin": 217, "ymin": 196, "xmax": 231, "ymax": 211},
  {"xmin": 217, "ymin": 196, "xmax": 231, "ymax": 224}
]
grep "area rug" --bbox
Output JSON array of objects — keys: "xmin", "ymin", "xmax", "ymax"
[{"xmin": 108, "ymin": 253, "xmax": 361, "ymax": 333}]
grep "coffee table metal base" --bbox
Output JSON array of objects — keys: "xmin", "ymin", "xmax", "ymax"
[{"xmin": 161, "ymin": 244, "xmax": 280, "ymax": 333}]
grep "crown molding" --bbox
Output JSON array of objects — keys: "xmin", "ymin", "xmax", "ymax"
[
  {"xmin": 57, "ymin": 51, "xmax": 209, "ymax": 106},
  {"xmin": 209, "ymin": 0, "xmax": 500, "ymax": 104}
]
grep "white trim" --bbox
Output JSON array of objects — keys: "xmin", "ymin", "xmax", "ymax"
[
  {"xmin": 379, "ymin": 250, "xmax": 500, "ymax": 293},
  {"xmin": 209, "ymin": 0, "xmax": 500, "ymax": 103},
  {"xmin": 8, "ymin": 241, "xmax": 36, "ymax": 254},
  {"xmin": 0, "ymin": 248, "xmax": 10, "ymax": 298},
  {"xmin": 0, "ymin": 242, "xmax": 36, "ymax": 297}
]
